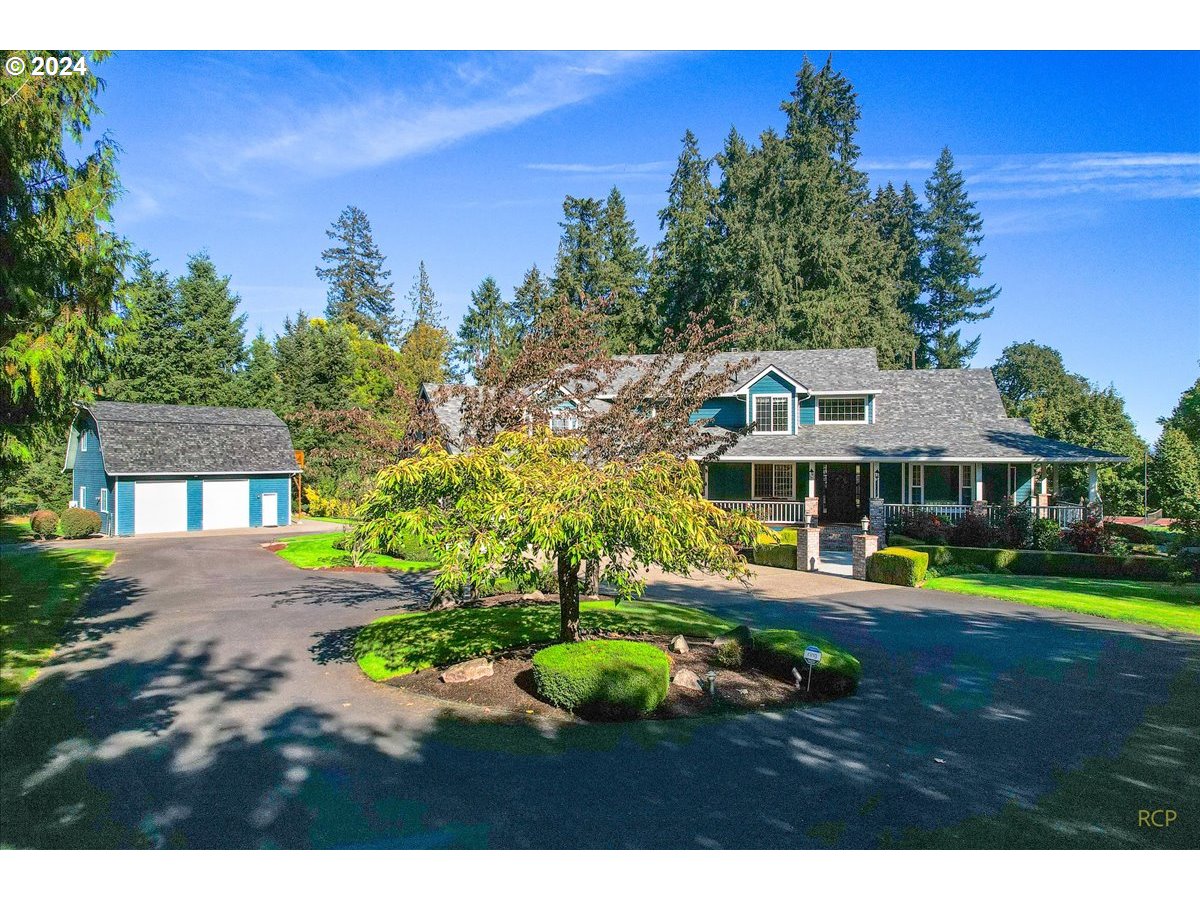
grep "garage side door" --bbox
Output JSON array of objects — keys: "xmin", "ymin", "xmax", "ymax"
[
  {"xmin": 202, "ymin": 479, "xmax": 250, "ymax": 530},
  {"xmin": 133, "ymin": 480, "xmax": 189, "ymax": 534},
  {"xmin": 201, "ymin": 482, "xmax": 250, "ymax": 532}
]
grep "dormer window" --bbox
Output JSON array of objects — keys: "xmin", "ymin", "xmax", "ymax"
[
  {"xmin": 80, "ymin": 430, "xmax": 88, "ymax": 451},
  {"xmin": 816, "ymin": 397, "xmax": 867, "ymax": 423},
  {"xmin": 753, "ymin": 395, "xmax": 791, "ymax": 433}
]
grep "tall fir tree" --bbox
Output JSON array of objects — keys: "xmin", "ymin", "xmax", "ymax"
[
  {"xmin": 512, "ymin": 264, "xmax": 555, "ymax": 337},
  {"xmin": 315, "ymin": 205, "xmax": 399, "ymax": 344},
  {"xmin": 596, "ymin": 187, "xmax": 651, "ymax": 353},
  {"xmin": 455, "ymin": 276, "xmax": 518, "ymax": 380},
  {"xmin": 175, "ymin": 253, "xmax": 247, "ymax": 406},
  {"xmin": 400, "ymin": 261, "xmax": 452, "ymax": 386},
  {"xmin": 550, "ymin": 196, "xmax": 605, "ymax": 303},
  {"xmin": 107, "ymin": 254, "xmax": 186, "ymax": 403},
  {"xmin": 238, "ymin": 329, "xmax": 281, "ymax": 410},
  {"xmin": 916, "ymin": 147, "xmax": 999, "ymax": 368},
  {"xmin": 652, "ymin": 130, "xmax": 721, "ymax": 343},
  {"xmin": 274, "ymin": 313, "xmax": 355, "ymax": 412},
  {"xmin": 871, "ymin": 181, "xmax": 924, "ymax": 358}
]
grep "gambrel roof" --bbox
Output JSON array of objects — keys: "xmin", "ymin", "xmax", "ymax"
[{"xmin": 69, "ymin": 401, "xmax": 300, "ymax": 475}]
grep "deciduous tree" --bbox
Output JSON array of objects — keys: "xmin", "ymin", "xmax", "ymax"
[{"xmin": 1148, "ymin": 426, "xmax": 1200, "ymax": 517}]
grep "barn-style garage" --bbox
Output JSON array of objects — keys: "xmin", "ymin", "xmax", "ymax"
[{"xmin": 65, "ymin": 401, "xmax": 300, "ymax": 537}]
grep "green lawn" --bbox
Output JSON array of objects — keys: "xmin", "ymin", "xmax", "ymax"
[
  {"xmin": 1, "ymin": 544, "xmax": 115, "ymax": 719},
  {"xmin": 275, "ymin": 530, "xmax": 438, "ymax": 572},
  {"xmin": 924, "ymin": 574, "xmax": 1200, "ymax": 634},
  {"xmin": 356, "ymin": 600, "xmax": 736, "ymax": 680},
  {"xmin": 0, "ymin": 516, "xmax": 33, "ymax": 544}
]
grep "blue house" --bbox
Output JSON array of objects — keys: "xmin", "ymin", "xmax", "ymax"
[
  {"xmin": 65, "ymin": 401, "xmax": 300, "ymax": 536},
  {"xmin": 423, "ymin": 348, "xmax": 1126, "ymax": 531}
]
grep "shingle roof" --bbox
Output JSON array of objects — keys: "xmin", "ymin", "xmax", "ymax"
[
  {"xmin": 80, "ymin": 401, "xmax": 300, "ymax": 475},
  {"xmin": 604, "ymin": 348, "xmax": 883, "ymax": 394}
]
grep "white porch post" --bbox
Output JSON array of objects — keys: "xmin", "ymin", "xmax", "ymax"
[
  {"xmin": 974, "ymin": 462, "xmax": 984, "ymax": 503},
  {"xmin": 807, "ymin": 463, "xmax": 816, "ymax": 499},
  {"xmin": 870, "ymin": 462, "xmax": 879, "ymax": 498},
  {"xmin": 1087, "ymin": 463, "xmax": 1099, "ymax": 505},
  {"xmin": 1051, "ymin": 463, "xmax": 1059, "ymax": 501}
]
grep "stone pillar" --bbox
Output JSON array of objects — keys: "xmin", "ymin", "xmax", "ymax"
[
  {"xmin": 799, "ymin": 525, "xmax": 821, "ymax": 572},
  {"xmin": 868, "ymin": 497, "xmax": 887, "ymax": 548},
  {"xmin": 852, "ymin": 533, "xmax": 878, "ymax": 580},
  {"xmin": 803, "ymin": 496, "xmax": 819, "ymax": 528}
]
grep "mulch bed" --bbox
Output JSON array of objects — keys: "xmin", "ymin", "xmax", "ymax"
[{"xmin": 390, "ymin": 635, "xmax": 813, "ymax": 723}]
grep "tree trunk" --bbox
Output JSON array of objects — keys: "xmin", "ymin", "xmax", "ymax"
[
  {"xmin": 557, "ymin": 548, "xmax": 581, "ymax": 642},
  {"xmin": 583, "ymin": 558, "xmax": 600, "ymax": 598}
]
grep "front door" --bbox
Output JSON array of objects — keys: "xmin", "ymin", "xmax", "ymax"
[
  {"xmin": 820, "ymin": 464, "xmax": 862, "ymax": 523},
  {"xmin": 261, "ymin": 493, "xmax": 278, "ymax": 527}
]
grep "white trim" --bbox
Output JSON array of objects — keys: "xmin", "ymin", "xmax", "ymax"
[
  {"xmin": 693, "ymin": 454, "xmax": 1126, "ymax": 464},
  {"xmin": 748, "ymin": 392, "xmax": 793, "ymax": 434},
  {"xmin": 804, "ymin": 389, "xmax": 882, "ymax": 396},
  {"xmin": 114, "ymin": 479, "xmax": 120, "ymax": 535},
  {"xmin": 106, "ymin": 469, "xmax": 300, "ymax": 476},
  {"xmin": 100, "ymin": 487, "xmax": 108, "ymax": 513},
  {"xmin": 752, "ymin": 462, "xmax": 796, "ymax": 500},
  {"xmin": 814, "ymin": 395, "xmax": 869, "ymax": 424},
  {"xmin": 729, "ymin": 364, "xmax": 808, "ymax": 396},
  {"xmin": 80, "ymin": 430, "xmax": 88, "ymax": 451},
  {"xmin": 78, "ymin": 485, "xmax": 86, "ymax": 508}
]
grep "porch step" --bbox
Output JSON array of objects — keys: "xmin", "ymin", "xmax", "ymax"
[{"xmin": 819, "ymin": 525, "xmax": 860, "ymax": 552}]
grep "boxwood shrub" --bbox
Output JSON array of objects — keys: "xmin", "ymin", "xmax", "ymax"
[
  {"xmin": 866, "ymin": 547, "xmax": 929, "ymax": 586},
  {"xmin": 910, "ymin": 545, "xmax": 1173, "ymax": 581},
  {"xmin": 59, "ymin": 507, "xmax": 101, "ymax": 539},
  {"xmin": 29, "ymin": 509, "xmax": 59, "ymax": 537},
  {"xmin": 532, "ymin": 639, "xmax": 670, "ymax": 717},
  {"xmin": 753, "ymin": 541, "xmax": 798, "ymax": 569},
  {"xmin": 748, "ymin": 629, "xmax": 861, "ymax": 693}
]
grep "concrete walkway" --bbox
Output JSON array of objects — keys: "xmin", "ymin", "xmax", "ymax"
[{"xmin": 1, "ymin": 534, "xmax": 1197, "ymax": 848}]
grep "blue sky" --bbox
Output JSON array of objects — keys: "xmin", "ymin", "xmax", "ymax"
[{"xmin": 91, "ymin": 50, "xmax": 1199, "ymax": 442}]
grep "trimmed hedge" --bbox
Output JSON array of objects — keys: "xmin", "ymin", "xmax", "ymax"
[
  {"xmin": 866, "ymin": 547, "xmax": 929, "ymax": 586},
  {"xmin": 532, "ymin": 639, "xmax": 670, "ymax": 717},
  {"xmin": 29, "ymin": 509, "xmax": 59, "ymax": 537},
  {"xmin": 910, "ymin": 545, "xmax": 1174, "ymax": 581},
  {"xmin": 753, "ymin": 541, "xmax": 798, "ymax": 569},
  {"xmin": 749, "ymin": 629, "xmax": 862, "ymax": 693},
  {"xmin": 1104, "ymin": 521, "xmax": 1158, "ymax": 545},
  {"xmin": 885, "ymin": 532, "xmax": 923, "ymax": 547},
  {"xmin": 59, "ymin": 507, "xmax": 101, "ymax": 539}
]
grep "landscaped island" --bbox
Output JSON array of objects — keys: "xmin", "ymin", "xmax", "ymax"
[{"xmin": 354, "ymin": 596, "xmax": 861, "ymax": 721}]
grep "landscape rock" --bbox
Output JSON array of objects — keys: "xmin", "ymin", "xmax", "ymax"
[
  {"xmin": 441, "ymin": 658, "xmax": 493, "ymax": 683},
  {"xmin": 668, "ymin": 635, "xmax": 690, "ymax": 655},
  {"xmin": 519, "ymin": 590, "xmax": 546, "ymax": 601},
  {"xmin": 713, "ymin": 625, "xmax": 752, "ymax": 647},
  {"xmin": 427, "ymin": 593, "xmax": 458, "ymax": 611},
  {"xmin": 672, "ymin": 669, "xmax": 704, "ymax": 692}
]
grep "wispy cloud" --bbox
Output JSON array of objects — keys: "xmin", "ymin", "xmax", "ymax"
[
  {"xmin": 866, "ymin": 151, "xmax": 1200, "ymax": 202},
  {"xmin": 526, "ymin": 161, "xmax": 672, "ymax": 175},
  {"xmin": 194, "ymin": 52, "xmax": 660, "ymax": 187}
]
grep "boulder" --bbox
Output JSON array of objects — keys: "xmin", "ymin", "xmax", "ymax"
[
  {"xmin": 672, "ymin": 669, "xmax": 704, "ymax": 692},
  {"xmin": 441, "ymin": 658, "xmax": 493, "ymax": 683},
  {"xmin": 668, "ymin": 635, "xmax": 690, "ymax": 655},
  {"xmin": 519, "ymin": 590, "xmax": 546, "ymax": 601},
  {"xmin": 713, "ymin": 625, "xmax": 752, "ymax": 648}
]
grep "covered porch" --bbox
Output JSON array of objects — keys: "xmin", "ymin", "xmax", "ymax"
[{"xmin": 703, "ymin": 459, "xmax": 1103, "ymax": 526}]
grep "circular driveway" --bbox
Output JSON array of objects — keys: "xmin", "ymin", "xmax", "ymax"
[{"xmin": 2, "ymin": 532, "xmax": 1197, "ymax": 848}]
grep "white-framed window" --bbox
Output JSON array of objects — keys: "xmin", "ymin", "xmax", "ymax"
[
  {"xmin": 909, "ymin": 464, "xmax": 924, "ymax": 505},
  {"xmin": 78, "ymin": 486, "xmax": 87, "ymax": 509},
  {"xmin": 752, "ymin": 395, "xmax": 791, "ymax": 433},
  {"xmin": 100, "ymin": 488, "xmax": 108, "ymax": 513},
  {"xmin": 550, "ymin": 411, "xmax": 580, "ymax": 432},
  {"xmin": 753, "ymin": 463, "xmax": 794, "ymax": 499},
  {"xmin": 816, "ymin": 396, "xmax": 868, "ymax": 423},
  {"xmin": 80, "ymin": 430, "xmax": 88, "ymax": 451},
  {"xmin": 960, "ymin": 465, "xmax": 973, "ymax": 505}
]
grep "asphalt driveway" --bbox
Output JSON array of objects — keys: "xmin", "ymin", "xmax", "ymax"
[{"xmin": 2, "ymin": 533, "xmax": 1197, "ymax": 848}]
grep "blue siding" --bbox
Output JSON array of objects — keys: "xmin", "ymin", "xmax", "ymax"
[
  {"xmin": 1012, "ymin": 463, "xmax": 1033, "ymax": 504},
  {"xmin": 70, "ymin": 414, "xmax": 115, "ymax": 535},
  {"xmin": 866, "ymin": 395, "xmax": 875, "ymax": 423},
  {"xmin": 798, "ymin": 396, "xmax": 816, "ymax": 425},
  {"xmin": 747, "ymin": 371, "xmax": 795, "ymax": 398},
  {"xmin": 250, "ymin": 477, "xmax": 291, "ymax": 526},
  {"xmin": 186, "ymin": 479, "xmax": 203, "ymax": 530},
  {"xmin": 115, "ymin": 479, "xmax": 134, "ymax": 535},
  {"xmin": 690, "ymin": 396, "xmax": 746, "ymax": 429}
]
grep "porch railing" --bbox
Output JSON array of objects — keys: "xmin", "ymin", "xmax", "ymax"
[
  {"xmin": 881, "ymin": 501, "xmax": 1095, "ymax": 528},
  {"xmin": 710, "ymin": 499, "xmax": 807, "ymax": 524}
]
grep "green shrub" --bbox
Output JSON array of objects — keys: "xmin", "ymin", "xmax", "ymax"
[
  {"xmin": 29, "ymin": 509, "xmax": 59, "ymax": 537},
  {"xmin": 59, "ymin": 507, "xmax": 101, "ymax": 539},
  {"xmin": 1030, "ymin": 518, "xmax": 1062, "ymax": 551},
  {"xmin": 714, "ymin": 639, "xmax": 744, "ymax": 669},
  {"xmin": 1104, "ymin": 521, "xmax": 1157, "ymax": 544},
  {"xmin": 532, "ymin": 639, "xmax": 670, "ymax": 717},
  {"xmin": 909, "ymin": 544, "xmax": 1174, "ymax": 581},
  {"xmin": 995, "ymin": 502, "xmax": 1033, "ymax": 550},
  {"xmin": 753, "ymin": 541, "xmax": 797, "ymax": 569},
  {"xmin": 748, "ymin": 629, "xmax": 862, "ymax": 692},
  {"xmin": 886, "ymin": 532, "xmax": 923, "ymax": 547},
  {"xmin": 948, "ymin": 511, "xmax": 996, "ymax": 548},
  {"xmin": 866, "ymin": 547, "xmax": 929, "ymax": 586}
]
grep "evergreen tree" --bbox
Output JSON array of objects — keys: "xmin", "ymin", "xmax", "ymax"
[
  {"xmin": 175, "ymin": 253, "xmax": 247, "ymax": 405},
  {"xmin": 238, "ymin": 329, "xmax": 280, "ymax": 410},
  {"xmin": 316, "ymin": 205, "xmax": 399, "ymax": 344},
  {"xmin": 596, "ymin": 187, "xmax": 651, "ymax": 352},
  {"xmin": 917, "ymin": 147, "xmax": 999, "ymax": 368},
  {"xmin": 1148, "ymin": 426, "xmax": 1200, "ymax": 517},
  {"xmin": 399, "ymin": 261, "xmax": 452, "ymax": 385},
  {"xmin": 872, "ymin": 181, "xmax": 924, "ymax": 355},
  {"xmin": 455, "ymin": 277, "xmax": 518, "ymax": 379},
  {"xmin": 274, "ymin": 313, "xmax": 355, "ymax": 412},
  {"xmin": 408, "ymin": 260, "xmax": 441, "ymax": 326},
  {"xmin": 108, "ymin": 254, "xmax": 188, "ymax": 404},
  {"xmin": 550, "ymin": 196, "xmax": 605, "ymax": 303},
  {"xmin": 651, "ymin": 130, "xmax": 720, "ymax": 347},
  {"xmin": 512, "ymin": 264, "xmax": 555, "ymax": 337}
]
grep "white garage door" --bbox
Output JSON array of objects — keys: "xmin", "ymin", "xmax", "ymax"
[
  {"xmin": 134, "ymin": 480, "xmax": 189, "ymax": 534},
  {"xmin": 202, "ymin": 479, "xmax": 250, "ymax": 530}
]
